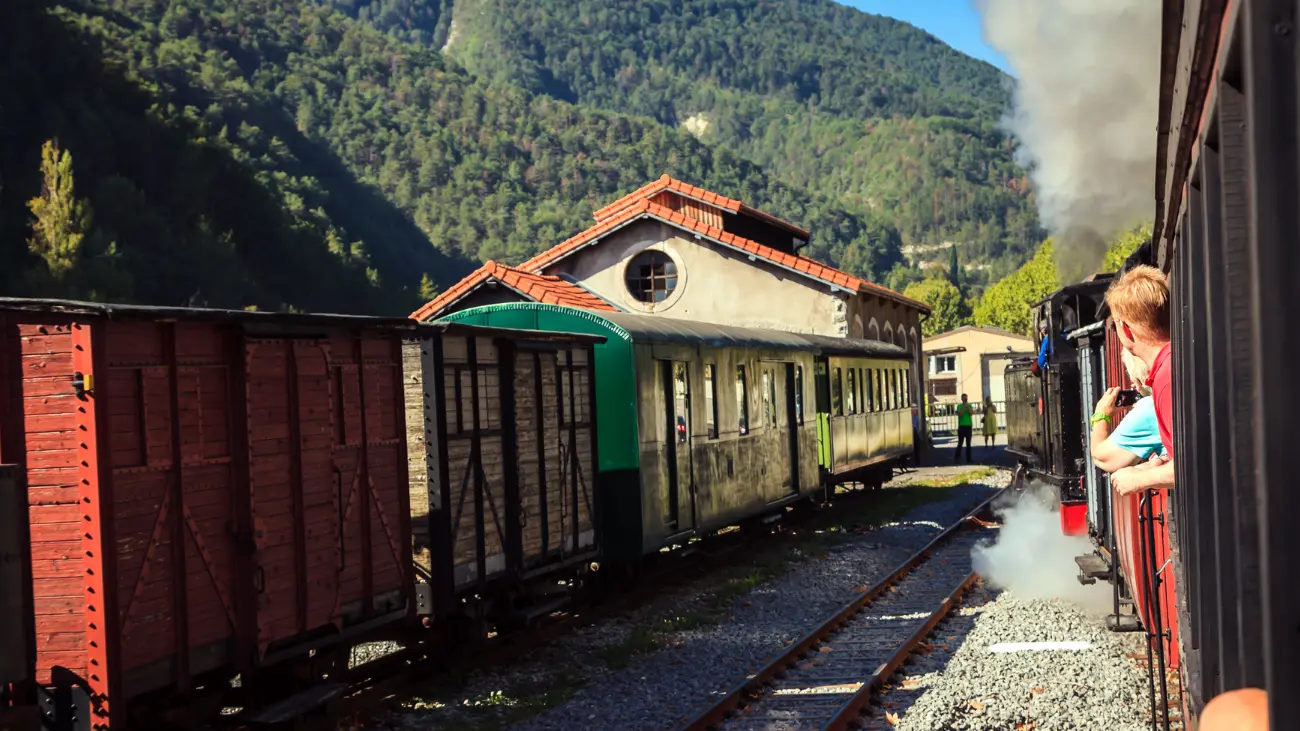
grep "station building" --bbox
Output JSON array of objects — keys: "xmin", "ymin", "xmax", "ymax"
[{"xmin": 412, "ymin": 175, "xmax": 931, "ymax": 400}]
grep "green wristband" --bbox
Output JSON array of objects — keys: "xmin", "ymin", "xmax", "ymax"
[{"xmin": 1090, "ymin": 412, "xmax": 1112, "ymax": 425}]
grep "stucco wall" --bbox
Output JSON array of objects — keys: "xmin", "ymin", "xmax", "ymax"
[
  {"xmin": 923, "ymin": 328, "xmax": 1034, "ymax": 403},
  {"xmin": 545, "ymin": 221, "xmax": 848, "ymax": 336}
]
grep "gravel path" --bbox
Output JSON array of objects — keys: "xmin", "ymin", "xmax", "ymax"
[
  {"xmin": 381, "ymin": 471, "xmax": 1003, "ymax": 731},
  {"xmin": 858, "ymin": 587, "xmax": 1159, "ymax": 731}
]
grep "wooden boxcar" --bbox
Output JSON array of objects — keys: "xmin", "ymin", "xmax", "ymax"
[
  {"xmin": 403, "ymin": 323, "xmax": 603, "ymax": 625},
  {"xmin": 437, "ymin": 304, "xmax": 914, "ymax": 564},
  {"xmin": 0, "ymin": 299, "xmax": 418, "ymax": 729}
]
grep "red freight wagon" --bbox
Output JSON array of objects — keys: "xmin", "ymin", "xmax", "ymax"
[{"xmin": 0, "ymin": 299, "xmax": 418, "ymax": 730}]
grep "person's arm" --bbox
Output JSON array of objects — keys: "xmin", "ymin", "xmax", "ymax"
[
  {"xmin": 1089, "ymin": 388, "xmax": 1140, "ymax": 471},
  {"xmin": 1037, "ymin": 336, "xmax": 1050, "ymax": 368},
  {"xmin": 1092, "ymin": 433, "xmax": 1142, "ymax": 472},
  {"xmin": 1113, "ymin": 457, "xmax": 1175, "ymax": 495}
]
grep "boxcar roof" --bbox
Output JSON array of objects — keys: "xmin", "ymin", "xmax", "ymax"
[
  {"xmin": 440, "ymin": 303, "xmax": 910, "ymax": 358},
  {"xmin": 0, "ymin": 297, "xmax": 420, "ymax": 329}
]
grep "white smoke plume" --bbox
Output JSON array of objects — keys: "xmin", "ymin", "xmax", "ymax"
[
  {"xmin": 975, "ymin": 0, "xmax": 1163, "ymax": 282},
  {"xmin": 972, "ymin": 484, "xmax": 1110, "ymax": 613}
]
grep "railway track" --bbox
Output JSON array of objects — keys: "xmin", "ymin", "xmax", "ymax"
[
  {"xmin": 327, "ymin": 482, "xmax": 906, "ymax": 726},
  {"xmin": 676, "ymin": 488, "xmax": 1005, "ymax": 731}
]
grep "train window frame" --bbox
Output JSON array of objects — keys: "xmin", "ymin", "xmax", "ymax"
[
  {"xmin": 832, "ymin": 367, "xmax": 843, "ymax": 416},
  {"xmin": 846, "ymin": 368, "xmax": 857, "ymax": 415},
  {"xmin": 865, "ymin": 368, "xmax": 874, "ymax": 412},
  {"xmin": 891, "ymin": 369, "xmax": 899, "ymax": 410},
  {"xmin": 704, "ymin": 364, "xmax": 718, "ymax": 440},
  {"xmin": 874, "ymin": 369, "xmax": 883, "ymax": 412},
  {"xmin": 794, "ymin": 365, "xmax": 804, "ymax": 424},
  {"xmin": 735, "ymin": 364, "xmax": 750, "ymax": 436}
]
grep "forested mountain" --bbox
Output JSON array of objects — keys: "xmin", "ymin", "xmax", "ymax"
[
  {"xmin": 333, "ymin": 0, "xmax": 1043, "ymax": 274},
  {"xmin": 1, "ymin": 0, "xmax": 1040, "ymax": 313}
]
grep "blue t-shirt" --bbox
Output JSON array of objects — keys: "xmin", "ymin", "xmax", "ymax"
[
  {"xmin": 1109, "ymin": 397, "xmax": 1166, "ymax": 460},
  {"xmin": 1038, "ymin": 335, "xmax": 1051, "ymax": 368}
]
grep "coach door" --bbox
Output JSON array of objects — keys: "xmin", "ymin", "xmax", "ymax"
[{"xmin": 662, "ymin": 361, "xmax": 695, "ymax": 533}]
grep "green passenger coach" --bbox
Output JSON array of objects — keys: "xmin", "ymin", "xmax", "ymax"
[{"xmin": 438, "ymin": 303, "xmax": 914, "ymax": 565}]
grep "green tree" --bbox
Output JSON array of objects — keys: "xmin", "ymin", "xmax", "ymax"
[
  {"xmin": 418, "ymin": 272, "xmax": 438, "ymax": 301},
  {"xmin": 973, "ymin": 241, "xmax": 1061, "ymax": 336},
  {"xmin": 1100, "ymin": 224, "xmax": 1152, "ymax": 273},
  {"xmin": 903, "ymin": 277, "xmax": 971, "ymax": 336},
  {"xmin": 27, "ymin": 140, "xmax": 90, "ymax": 280}
]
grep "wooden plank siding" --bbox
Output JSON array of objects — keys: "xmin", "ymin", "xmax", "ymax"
[
  {"xmin": 405, "ymin": 329, "xmax": 599, "ymax": 613},
  {"xmin": 11, "ymin": 322, "xmax": 87, "ymax": 683},
  {"xmin": 0, "ymin": 306, "xmax": 414, "ymax": 727}
]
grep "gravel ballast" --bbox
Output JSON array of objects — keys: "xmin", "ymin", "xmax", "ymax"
[
  {"xmin": 382, "ymin": 471, "xmax": 1002, "ymax": 731},
  {"xmin": 859, "ymin": 588, "xmax": 1160, "ymax": 731}
]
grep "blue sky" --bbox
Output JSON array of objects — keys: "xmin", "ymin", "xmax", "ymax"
[{"xmin": 838, "ymin": 0, "xmax": 1011, "ymax": 74}]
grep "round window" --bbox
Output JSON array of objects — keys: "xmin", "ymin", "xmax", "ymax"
[{"xmin": 624, "ymin": 250, "xmax": 678, "ymax": 303}]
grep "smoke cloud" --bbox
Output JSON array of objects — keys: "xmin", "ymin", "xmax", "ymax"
[
  {"xmin": 975, "ymin": 0, "xmax": 1162, "ymax": 282},
  {"xmin": 972, "ymin": 484, "xmax": 1110, "ymax": 613}
]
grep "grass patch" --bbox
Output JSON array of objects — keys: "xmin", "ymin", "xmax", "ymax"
[
  {"xmin": 405, "ymin": 670, "xmax": 583, "ymax": 731},
  {"xmin": 904, "ymin": 468, "xmax": 996, "ymax": 489}
]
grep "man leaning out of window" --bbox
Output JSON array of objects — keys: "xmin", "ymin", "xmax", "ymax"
[{"xmin": 1090, "ymin": 348, "xmax": 1165, "ymax": 473}]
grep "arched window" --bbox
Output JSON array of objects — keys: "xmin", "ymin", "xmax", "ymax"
[
  {"xmin": 884, "ymin": 322, "xmax": 894, "ymax": 346},
  {"xmin": 897, "ymin": 328, "xmax": 907, "ymax": 351},
  {"xmin": 624, "ymin": 250, "xmax": 678, "ymax": 303},
  {"xmin": 851, "ymin": 314, "xmax": 864, "ymax": 339},
  {"xmin": 868, "ymin": 318, "xmax": 881, "ymax": 341}
]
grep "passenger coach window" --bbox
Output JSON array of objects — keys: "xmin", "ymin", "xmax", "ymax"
[
  {"xmin": 874, "ymin": 370, "xmax": 883, "ymax": 411},
  {"xmin": 762, "ymin": 369, "xmax": 775, "ymax": 427},
  {"xmin": 832, "ymin": 368, "xmax": 843, "ymax": 416},
  {"xmin": 705, "ymin": 365, "xmax": 718, "ymax": 439},
  {"xmin": 795, "ymin": 366, "xmax": 804, "ymax": 423},
  {"xmin": 846, "ymin": 369, "xmax": 857, "ymax": 414},
  {"xmin": 890, "ymin": 370, "xmax": 899, "ymax": 409},
  {"xmin": 736, "ymin": 365, "xmax": 749, "ymax": 435}
]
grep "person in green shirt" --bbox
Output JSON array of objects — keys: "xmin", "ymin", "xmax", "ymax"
[{"xmin": 955, "ymin": 393, "xmax": 974, "ymax": 463}]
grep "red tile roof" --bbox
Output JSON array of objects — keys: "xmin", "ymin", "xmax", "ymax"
[
  {"xmin": 410, "ymin": 261, "xmax": 617, "ymax": 321},
  {"xmin": 521, "ymin": 199, "xmax": 929, "ymax": 312},
  {"xmin": 592, "ymin": 174, "xmax": 813, "ymax": 240}
]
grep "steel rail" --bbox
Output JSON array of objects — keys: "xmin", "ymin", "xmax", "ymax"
[{"xmin": 676, "ymin": 487, "xmax": 1006, "ymax": 731}]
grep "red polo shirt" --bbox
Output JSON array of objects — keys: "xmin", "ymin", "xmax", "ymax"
[{"xmin": 1146, "ymin": 343, "xmax": 1174, "ymax": 458}]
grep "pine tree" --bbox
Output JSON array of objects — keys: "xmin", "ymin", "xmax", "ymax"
[
  {"xmin": 27, "ymin": 140, "xmax": 91, "ymax": 280},
  {"xmin": 947, "ymin": 243, "xmax": 963, "ymax": 295},
  {"xmin": 418, "ymin": 273, "xmax": 438, "ymax": 301}
]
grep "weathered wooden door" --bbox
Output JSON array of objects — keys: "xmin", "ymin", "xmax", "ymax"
[
  {"xmin": 513, "ymin": 347, "xmax": 596, "ymax": 571},
  {"xmin": 662, "ymin": 361, "xmax": 694, "ymax": 532}
]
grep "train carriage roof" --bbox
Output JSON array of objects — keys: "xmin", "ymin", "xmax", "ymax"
[{"xmin": 438, "ymin": 303, "xmax": 910, "ymax": 358}]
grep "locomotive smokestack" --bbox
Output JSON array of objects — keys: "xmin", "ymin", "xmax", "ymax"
[{"xmin": 975, "ymin": 0, "xmax": 1162, "ymax": 282}]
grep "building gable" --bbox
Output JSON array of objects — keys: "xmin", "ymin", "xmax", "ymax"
[{"xmin": 545, "ymin": 219, "xmax": 850, "ymax": 335}]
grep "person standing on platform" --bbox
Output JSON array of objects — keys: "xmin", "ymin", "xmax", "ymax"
[
  {"xmin": 981, "ymin": 397, "xmax": 998, "ymax": 448},
  {"xmin": 955, "ymin": 394, "xmax": 974, "ymax": 463}
]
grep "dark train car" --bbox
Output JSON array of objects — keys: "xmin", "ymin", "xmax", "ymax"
[
  {"xmin": 0, "ymin": 299, "xmax": 417, "ymax": 729},
  {"xmin": 1, "ymin": 463, "xmax": 38, "ymax": 731},
  {"xmin": 435, "ymin": 304, "xmax": 913, "ymax": 566},
  {"xmin": 1003, "ymin": 279, "xmax": 1110, "ymax": 534},
  {"xmin": 1146, "ymin": 0, "xmax": 1299, "ymax": 723},
  {"xmin": 403, "ymin": 323, "xmax": 604, "ymax": 626}
]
